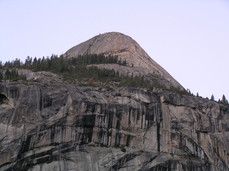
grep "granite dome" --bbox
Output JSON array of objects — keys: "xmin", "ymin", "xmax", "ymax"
[{"xmin": 65, "ymin": 32, "xmax": 183, "ymax": 89}]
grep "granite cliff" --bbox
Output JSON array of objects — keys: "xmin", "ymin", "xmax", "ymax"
[{"xmin": 0, "ymin": 32, "xmax": 228, "ymax": 171}]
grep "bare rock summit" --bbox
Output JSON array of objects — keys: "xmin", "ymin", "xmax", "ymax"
[{"xmin": 65, "ymin": 32, "xmax": 183, "ymax": 89}]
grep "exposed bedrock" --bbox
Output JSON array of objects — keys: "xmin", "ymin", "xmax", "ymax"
[{"xmin": 0, "ymin": 82, "xmax": 228, "ymax": 170}]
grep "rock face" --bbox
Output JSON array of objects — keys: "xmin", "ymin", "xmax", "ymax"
[
  {"xmin": 0, "ymin": 32, "xmax": 229, "ymax": 171},
  {"xmin": 65, "ymin": 32, "xmax": 183, "ymax": 90},
  {"xmin": 0, "ymin": 82, "xmax": 228, "ymax": 171}
]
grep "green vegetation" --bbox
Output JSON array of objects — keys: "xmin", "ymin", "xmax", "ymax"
[
  {"xmin": 0, "ymin": 69, "xmax": 26, "ymax": 81},
  {"xmin": 211, "ymin": 94, "xmax": 215, "ymax": 101},
  {"xmin": 2, "ymin": 54, "xmax": 126, "ymax": 71},
  {"xmin": 1, "ymin": 54, "xmax": 228, "ymax": 104},
  {"xmin": 1, "ymin": 54, "xmax": 126, "ymax": 82},
  {"xmin": 0, "ymin": 54, "xmax": 153, "ymax": 87},
  {"xmin": 218, "ymin": 94, "xmax": 229, "ymax": 105},
  {"xmin": 0, "ymin": 54, "xmax": 189, "ymax": 95},
  {"xmin": 1, "ymin": 54, "xmax": 228, "ymax": 107}
]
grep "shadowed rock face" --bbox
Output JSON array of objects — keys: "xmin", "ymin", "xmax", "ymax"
[
  {"xmin": 65, "ymin": 32, "xmax": 183, "ymax": 89},
  {"xmin": 0, "ymin": 82, "xmax": 228, "ymax": 171}
]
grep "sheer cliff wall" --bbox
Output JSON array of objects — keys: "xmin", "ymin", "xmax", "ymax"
[{"xmin": 0, "ymin": 82, "xmax": 228, "ymax": 170}]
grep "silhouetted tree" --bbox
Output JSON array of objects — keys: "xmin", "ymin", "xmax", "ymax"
[
  {"xmin": 222, "ymin": 94, "xmax": 228, "ymax": 104},
  {"xmin": 0, "ymin": 71, "xmax": 3, "ymax": 81},
  {"xmin": 0, "ymin": 61, "xmax": 2, "ymax": 69},
  {"xmin": 211, "ymin": 94, "xmax": 215, "ymax": 101},
  {"xmin": 25, "ymin": 56, "xmax": 32, "ymax": 68},
  {"xmin": 13, "ymin": 58, "xmax": 21, "ymax": 68}
]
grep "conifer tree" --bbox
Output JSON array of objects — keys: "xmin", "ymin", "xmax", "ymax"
[
  {"xmin": 0, "ymin": 61, "xmax": 2, "ymax": 69},
  {"xmin": 0, "ymin": 71, "xmax": 3, "ymax": 81},
  {"xmin": 211, "ymin": 94, "xmax": 215, "ymax": 101},
  {"xmin": 4, "ymin": 69, "xmax": 11, "ymax": 80},
  {"xmin": 222, "ymin": 95, "xmax": 228, "ymax": 104}
]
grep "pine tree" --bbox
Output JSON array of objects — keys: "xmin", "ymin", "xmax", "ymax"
[
  {"xmin": 13, "ymin": 58, "xmax": 21, "ymax": 68},
  {"xmin": 0, "ymin": 71, "xmax": 3, "ymax": 81},
  {"xmin": 4, "ymin": 69, "xmax": 11, "ymax": 80},
  {"xmin": 0, "ymin": 61, "xmax": 2, "ymax": 69},
  {"xmin": 25, "ymin": 56, "xmax": 32, "ymax": 68},
  {"xmin": 211, "ymin": 94, "xmax": 215, "ymax": 101},
  {"xmin": 222, "ymin": 95, "xmax": 228, "ymax": 104}
]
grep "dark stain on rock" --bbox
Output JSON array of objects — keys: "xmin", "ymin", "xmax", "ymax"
[
  {"xmin": 0, "ymin": 93, "xmax": 8, "ymax": 104},
  {"xmin": 111, "ymin": 151, "xmax": 141, "ymax": 170}
]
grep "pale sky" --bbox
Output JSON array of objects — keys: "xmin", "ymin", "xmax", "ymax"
[{"xmin": 0, "ymin": 0, "xmax": 229, "ymax": 100}]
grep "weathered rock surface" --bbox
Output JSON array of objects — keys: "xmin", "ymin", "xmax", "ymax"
[
  {"xmin": 64, "ymin": 32, "xmax": 183, "ymax": 90},
  {"xmin": 0, "ymin": 32, "xmax": 228, "ymax": 170},
  {"xmin": 0, "ymin": 82, "xmax": 228, "ymax": 170},
  {"xmin": 17, "ymin": 69, "xmax": 62, "ymax": 82}
]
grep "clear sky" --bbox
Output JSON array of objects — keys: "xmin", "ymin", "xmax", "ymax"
[{"xmin": 0, "ymin": 0, "xmax": 228, "ymax": 100}]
